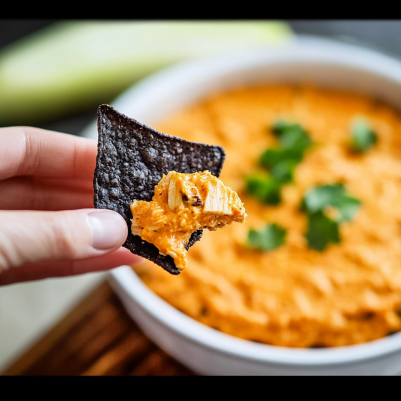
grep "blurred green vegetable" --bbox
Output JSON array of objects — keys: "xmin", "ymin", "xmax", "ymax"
[
  {"xmin": 349, "ymin": 118, "xmax": 378, "ymax": 153},
  {"xmin": 304, "ymin": 211, "xmax": 340, "ymax": 252},
  {"xmin": 0, "ymin": 21, "xmax": 291, "ymax": 126},
  {"xmin": 245, "ymin": 174, "xmax": 282, "ymax": 205},
  {"xmin": 301, "ymin": 184, "xmax": 361, "ymax": 251},
  {"xmin": 260, "ymin": 121, "xmax": 312, "ymax": 170},
  {"xmin": 270, "ymin": 159, "xmax": 297, "ymax": 183},
  {"xmin": 247, "ymin": 223, "xmax": 287, "ymax": 251},
  {"xmin": 301, "ymin": 183, "xmax": 361, "ymax": 222},
  {"xmin": 259, "ymin": 147, "xmax": 304, "ymax": 169}
]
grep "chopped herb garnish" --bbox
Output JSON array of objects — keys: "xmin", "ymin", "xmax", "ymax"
[
  {"xmin": 247, "ymin": 120, "xmax": 312, "ymax": 206},
  {"xmin": 304, "ymin": 211, "xmax": 340, "ymax": 251},
  {"xmin": 271, "ymin": 121, "xmax": 304, "ymax": 137},
  {"xmin": 270, "ymin": 159, "xmax": 297, "ymax": 183},
  {"xmin": 350, "ymin": 118, "xmax": 377, "ymax": 153},
  {"xmin": 247, "ymin": 223, "xmax": 287, "ymax": 251},
  {"xmin": 260, "ymin": 147, "xmax": 304, "ymax": 169},
  {"xmin": 271, "ymin": 121, "xmax": 312, "ymax": 149},
  {"xmin": 279, "ymin": 129, "xmax": 313, "ymax": 152},
  {"xmin": 260, "ymin": 120, "xmax": 313, "ymax": 171},
  {"xmin": 245, "ymin": 174, "xmax": 282, "ymax": 205},
  {"xmin": 301, "ymin": 184, "xmax": 361, "ymax": 222},
  {"xmin": 301, "ymin": 184, "xmax": 361, "ymax": 251},
  {"xmin": 301, "ymin": 184, "xmax": 345, "ymax": 213},
  {"xmin": 334, "ymin": 195, "xmax": 361, "ymax": 223}
]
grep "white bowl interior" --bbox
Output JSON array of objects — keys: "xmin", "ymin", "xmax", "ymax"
[{"xmin": 84, "ymin": 36, "xmax": 401, "ymax": 371}]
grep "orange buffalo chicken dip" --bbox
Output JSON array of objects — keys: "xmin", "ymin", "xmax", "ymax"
[
  {"xmin": 130, "ymin": 171, "xmax": 247, "ymax": 270},
  {"xmin": 133, "ymin": 85, "xmax": 401, "ymax": 348}
]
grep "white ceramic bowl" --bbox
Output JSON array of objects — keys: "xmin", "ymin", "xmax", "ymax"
[{"xmin": 85, "ymin": 36, "xmax": 401, "ymax": 375}]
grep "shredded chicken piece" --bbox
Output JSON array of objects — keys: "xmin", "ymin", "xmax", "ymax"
[{"xmin": 130, "ymin": 170, "xmax": 246, "ymax": 270}]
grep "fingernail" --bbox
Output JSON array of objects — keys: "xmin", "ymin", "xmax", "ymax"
[{"xmin": 87, "ymin": 211, "xmax": 127, "ymax": 250}]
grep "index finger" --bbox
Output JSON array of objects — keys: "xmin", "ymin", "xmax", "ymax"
[{"xmin": 0, "ymin": 126, "xmax": 97, "ymax": 180}]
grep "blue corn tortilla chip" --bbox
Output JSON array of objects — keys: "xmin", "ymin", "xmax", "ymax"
[{"xmin": 94, "ymin": 104, "xmax": 226, "ymax": 275}]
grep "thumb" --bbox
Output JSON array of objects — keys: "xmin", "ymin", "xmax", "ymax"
[{"xmin": 0, "ymin": 209, "xmax": 128, "ymax": 272}]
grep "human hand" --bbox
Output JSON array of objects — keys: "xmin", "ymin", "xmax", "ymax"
[{"xmin": 0, "ymin": 127, "xmax": 142, "ymax": 285}]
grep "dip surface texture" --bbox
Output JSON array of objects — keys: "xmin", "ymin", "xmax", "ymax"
[
  {"xmin": 134, "ymin": 85, "xmax": 401, "ymax": 348},
  {"xmin": 130, "ymin": 171, "xmax": 246, "ymax": 270}
]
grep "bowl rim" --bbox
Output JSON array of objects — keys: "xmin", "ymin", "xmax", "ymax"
[{"xmin": 103, "ymin": 35, "xmax": 401, "ymax": 366}]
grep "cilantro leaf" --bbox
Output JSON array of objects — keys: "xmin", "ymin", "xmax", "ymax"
[
  {"xmin": 261, "ymin": 121, "xmax": 313, "ymax": 171},
  {"xmin": 271, "ymin": 121, "xmax": 305, "ymax": 137},
  {"xmin": 249, "ymin": 120, "xmax": 314, "ymax": 206},
  {"xmin": 336, "ymin": 195, "xmax": 361, "ymax": 222},
  {"xmin": 271, "ymin": 121, "xmax": 312, "ymax": 149},
  {"xmin": 304, "ymin": 211, "xmax": 340, "ymax": 251},
  {"xmin": 302, "ymin": 184, "xmax": 361, "ymax": 222},
  {"xmin": 302, "ymin": 184, "xmax": 346, "ymax": 213},
  {"xmin": 270, "ymin": 159, "xmax": 297, "ymax": 183},
  {"xmin": 245, "ymin": 174, "xmax": 282, "ymax": 205},
  {"xmin": 248, "ymin": 223, "xmax": 287, "ymax": 251},
  {"xmin": 350, "ymin": 119, "xmax": 378, "ymax": 153},
  {"xmin": 259, "ymin": 147, "xmax": 304, "ymax": 169},
  {"xmin": 279, "ymin": 129, "xmax": 313, "ymax": 152}
]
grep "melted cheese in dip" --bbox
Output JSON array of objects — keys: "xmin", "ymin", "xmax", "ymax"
[{"xmin": 133, "ymin": 85, "xmax": 401, "ymax": 348}]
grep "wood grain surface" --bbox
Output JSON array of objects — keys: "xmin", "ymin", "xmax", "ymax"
[{"xmin": 3, "ymin": 280, "xmax": 195, "ymax": 376}]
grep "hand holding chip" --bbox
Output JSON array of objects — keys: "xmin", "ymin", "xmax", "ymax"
[{"xmin": 0, "ymin": 127, "xmax": 143, "ymax": 286}]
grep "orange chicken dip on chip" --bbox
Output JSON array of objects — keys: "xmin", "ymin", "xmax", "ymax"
[{"xmin": 130, "ymin": 171, "xmax": 247, "ymax": 270}]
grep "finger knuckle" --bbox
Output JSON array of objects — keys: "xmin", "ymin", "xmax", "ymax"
[
  {"xmin": 0, "ymin": 240, "xmax": 13, "ymax": 272},
  {"xmin": 0, "ymin": 218, "xmax": 22, "ymax": 271},
  {"xmin": 52, "ymin": 212, "xmax": 90, "ymax": 259}
]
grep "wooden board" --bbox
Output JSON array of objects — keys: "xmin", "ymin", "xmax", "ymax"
[{"xmin": 3, "ymin": 280, "xmax": 195, "ymax": 376}]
